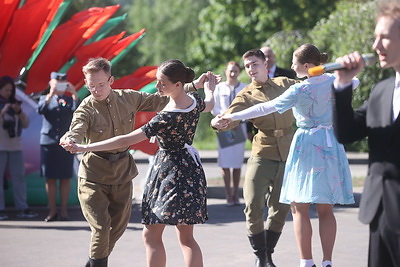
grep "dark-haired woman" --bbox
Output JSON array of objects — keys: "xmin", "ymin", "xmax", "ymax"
[
  {"xmin": 0, "ymin": 76, "xmax": 37, "ymax": 220},
  {"xmin": 61, "ymin": 59, "xmax": 216, "ymax": 267}
]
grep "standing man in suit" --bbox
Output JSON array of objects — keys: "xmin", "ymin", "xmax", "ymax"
[
  {"xmin": 260, "ymin": 46, "xmax": 296, "ymax": 79},
  {"xmin": 332, "ymin": 1, "xmax": 400, "ymax": 266}
]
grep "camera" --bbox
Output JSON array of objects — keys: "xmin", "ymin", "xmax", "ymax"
[
  {"xmin": 56, "ymin": 73, "xmax": 67, "ymax": 81},
  {"xmin": 3, "ymin": 119, "xmax": 16, "ymax": 138},
  {"xmin": 50, "ymin": 72, "xmax": 67, "ymax": 81}
]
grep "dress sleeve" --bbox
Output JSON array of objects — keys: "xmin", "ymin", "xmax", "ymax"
[
  {"xmin": 273, "ymin": 84, "xmax": 298, "ymax": 114},
  {"xmin": 141, "ymin": 113, "xmax": 168, "ymax": 139},
  {"xmin": 229, "ymin": 84, "xmax": 299, "ymax": 121},
  {"xmin": 191, "ymin": 92, "xmax": 205, "ymax": 112},
  {"xmin": 230, "ymin": 101, "xmax": 277, "ymax": 121}
]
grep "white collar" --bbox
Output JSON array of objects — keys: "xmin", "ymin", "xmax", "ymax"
[{"xmin": 269, "ymin": 65, "xmax": 277, "ymax": 78}]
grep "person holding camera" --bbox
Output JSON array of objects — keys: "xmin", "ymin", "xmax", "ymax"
[
  {"xmin": 0, "ymin": 76, "xmax": 37, "ymax": 220},
  {"xmin": 37, "ymin": 72, "xmax": 78, "ymax": 222}
]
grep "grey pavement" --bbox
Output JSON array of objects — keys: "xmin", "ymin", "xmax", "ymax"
[{"xmin": 0, "ymin": 151, "xmax": 369, "ymax": 267}]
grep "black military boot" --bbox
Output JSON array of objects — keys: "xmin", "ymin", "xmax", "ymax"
[
  {"xmin": 85, "ymin": 257, "xmax": 108, "ymax": 267},
  {"xmin": 248, "ymin": 231, "xmax": 267, "ymax": 267},
  {"xmin": 265, "ymin": 230, "xmax": 281, "ymax": 267}
]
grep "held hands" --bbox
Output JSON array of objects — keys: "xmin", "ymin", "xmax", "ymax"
[
  {"xmin": 334, "ymin": 51, "xmax": 364, "ymax": 87},
  {"xmin": 211, "ymin": 114, "xmax": 233, "ymax": 130},
  {"xmin": 59, "ymin": 139, "xmax": 86, "ymax": 154},
  {"xmin": 204, "ymin": 71, "xmax": 217, "ymax": 93},
  {"xmin": 194, "ymin": 72, "xmax": 222, "ymax": 89}
]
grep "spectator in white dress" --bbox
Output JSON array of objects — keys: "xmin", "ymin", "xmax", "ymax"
[{"xmin": 211, "ymin": 61, "xmax": 248, "ymax": 206}]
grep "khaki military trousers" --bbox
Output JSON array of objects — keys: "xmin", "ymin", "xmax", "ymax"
[
  {"xmin": 243, "ymin": 156, "xmax": 290, "ymax": 235},
  {"xmin": 78, "ymin": 177, "xmax": 133, "ymax": 259}
]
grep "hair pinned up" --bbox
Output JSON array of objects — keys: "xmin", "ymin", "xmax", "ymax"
[
  {"xmin": 158, "ymin": 59, "xmax": 195, "ymax": 84},
  {"xmin": 294, "ymin": 44, "xmax": 329, "ymax": 66}
]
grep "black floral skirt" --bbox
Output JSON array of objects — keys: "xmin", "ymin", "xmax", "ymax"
[{"xmin": 141, "ymin": 149, "xmax": 208, "ymax": 225}]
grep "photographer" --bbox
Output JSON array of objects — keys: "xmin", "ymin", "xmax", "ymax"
[
  {"xmin": 0, "ymin": 76, "xmax": 37, "ymax": 220},
  {"xmin": 38, "ymin": 72, "xmax": 78, "ymax": 222}
]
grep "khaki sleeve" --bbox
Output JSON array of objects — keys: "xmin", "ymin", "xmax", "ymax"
[
  {"xmin": 184, "ymin": 82, "xmax": 196, "ymax": 93},
  {"xmin": 134, "ymin": 91, "xmax": 170, "ymax": 112},
  {"xmin": 61, "ymin": 105, "xmax": 89, "ymax": 144},
  {"xmin": 221, "ymin": 94, "xmax": 252, "ymax": 131}
]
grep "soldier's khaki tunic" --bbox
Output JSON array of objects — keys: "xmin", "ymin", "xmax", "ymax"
[{"xmin": 223, "ymin": 77, "xmax": 297, "ymax": 234}]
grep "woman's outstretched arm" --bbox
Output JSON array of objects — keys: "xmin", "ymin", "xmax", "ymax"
[{"xmin": 60, "ymin": 128, "xmax": 147, "ymax": 153}]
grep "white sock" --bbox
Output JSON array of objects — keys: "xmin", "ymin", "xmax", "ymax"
[
  {"xmin": 300, "ymin": 259, "xmax": 315, "ymax": 267},
  {"xmin": 322, "ymin": 260, "xmax": 332, "ymax": 267}
]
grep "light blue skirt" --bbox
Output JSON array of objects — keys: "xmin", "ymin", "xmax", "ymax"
[{"xmin": 279, "ymin": 127, "xmax": 355, "ymax": 205}]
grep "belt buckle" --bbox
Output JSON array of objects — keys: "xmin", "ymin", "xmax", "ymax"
[{"xmin": 274, "ymin": 129, "xmax": 283, "ymax": 137}]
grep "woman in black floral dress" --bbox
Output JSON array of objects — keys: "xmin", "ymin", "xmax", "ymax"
[{"xmin": 65, "ymin": 59, "xmax": 216, "ymax": 267}]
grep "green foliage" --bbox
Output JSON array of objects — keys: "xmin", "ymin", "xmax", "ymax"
[
  {"xmin": 265, "ymin": 1, "xmax": 395, "ymax": 152},
  {"xmin": 265, "ymin": 30, "xmax": 310, "ymax": 69},
  {"xmin": 309, "ymin": 1, "xmax": 394, "ymax": 151},
  {"xmin": 190, "ymin": 0, "xmax": 339, "ymax": 74},
  {"xmin": 127, "ymin": 0, "xmax": 208, "ymax": 67}
]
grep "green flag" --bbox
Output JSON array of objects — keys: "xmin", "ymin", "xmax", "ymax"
[
  {"xmin": 110, "ymin": 32, "xmax": 146, "ymax": 66},
  {"xmin": 25, "ymin": 0, "xmax": 72, "ymax": 71},
  {"xmin": 85, "ymin": 13, "xmax": 127, "ymax": 45}
]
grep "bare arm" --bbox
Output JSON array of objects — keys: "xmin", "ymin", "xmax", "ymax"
[
  {"xmin": 203, "ymin": 72, "xmax": 217, "ymax": 113},
  {"xmin": 60, "ymin": 128, "xmax": 147, "ymax": 153}
]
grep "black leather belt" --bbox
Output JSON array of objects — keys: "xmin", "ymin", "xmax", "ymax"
[{"xmin": 93, "ymin": 150, "xmax": 130, "ymax": 162}]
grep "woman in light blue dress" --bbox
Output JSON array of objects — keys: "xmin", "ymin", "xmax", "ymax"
[{"xmin": 221, "ymin": 44, "xmax": 356, "ymax": 267}]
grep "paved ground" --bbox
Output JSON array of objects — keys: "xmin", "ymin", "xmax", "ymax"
[{"xmin": 0, "ymin": 151, "xmax": 369, "ymax": 267}]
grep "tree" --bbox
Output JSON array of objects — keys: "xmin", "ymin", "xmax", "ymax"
[
  {"xmin": 190, "ymin": 0, "xmax": 339, "ymax": 73},
  {"xmin": 127, "ymin": 0, "xmax": 208, "ymax": 67},
  {"xmin": 310, "ymin": 1, "xmax": 393, "ymax": 151}
]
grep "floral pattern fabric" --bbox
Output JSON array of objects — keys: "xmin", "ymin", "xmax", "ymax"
[
  {"xmin": 273, "ymin": 74, "xmax": 355, "ymax": 205},
  {"xmin": 141, "ymin": 92, "xmax": 208, "ymax": 225}
]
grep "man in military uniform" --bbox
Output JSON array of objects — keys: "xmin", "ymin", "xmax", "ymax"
[{"xmin": 212, "ymin": 49, "xmax": 296, "ymax": 267}]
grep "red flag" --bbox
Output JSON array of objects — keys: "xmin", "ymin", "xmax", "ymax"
[
  {"xmin": 112, "ymin": 66, "xmax": 158, "ymax": 90},
  {"xmin": 67, "ymin": 31, "xmax": 126, "ymax": 90},
  {"xmin": 131, "ymin": 111, "xmax": 159, "ymax": 155},
  {"xmin": 25, "ymin": 5, "xmax": 119, "ymax": 94},
  {"xmin": 104, "ymin": 28, "xmax": 146, "ymax": 60},
  {"xmin": 0, "ymin": 0, "xmax": 21, "ymax": 43},
  {"xmin": 0, "ymin": 0, "xmax": 64, "ymax": 78}
]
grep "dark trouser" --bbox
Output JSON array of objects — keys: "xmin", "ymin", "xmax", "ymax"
[
  {"xmin": 78, "ymin": 178, "xmax": 133, "ymax": 259},
  {"xmin": 243, "ymin": 157, "xmax": 290, "ymax": 235},
  {"xmin": 368, "ymin": 205, "xmax": 400, "ymax": 267}
]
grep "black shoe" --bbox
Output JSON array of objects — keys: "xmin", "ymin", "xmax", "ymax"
[{"xmin": 44, "ymin": 213, "xmax": 58, "ymax": 222}]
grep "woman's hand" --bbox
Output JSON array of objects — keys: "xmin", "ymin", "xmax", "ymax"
[
  {"xmin": 220, "ymin": 113, "xmax": 233, "ymax": 123},
  {"xmin": 204, "ymin": 71, "xmax": 217, "ymax": 93},
  {"xmin": 60, "ymin": 139, "xmax": 86, "ymax": 154},
  {"xmin": 193, "ymin": 72, "xmax": 222, "ymax": 89}
]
